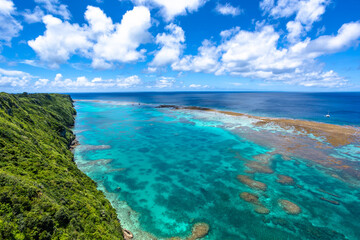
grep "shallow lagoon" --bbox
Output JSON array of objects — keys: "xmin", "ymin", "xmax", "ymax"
[{"xmin": 74, "ymin": 101, "xmax": 360, "ymax": 239}]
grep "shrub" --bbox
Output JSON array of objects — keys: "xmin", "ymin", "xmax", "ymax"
[{"xmin": 0, "ymin": 93, "xmax": 123, "ymax": 240}]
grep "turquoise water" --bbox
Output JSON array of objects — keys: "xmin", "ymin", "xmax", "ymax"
[{"xmin": 74, "ymin": 101, "xmax": 360, "ymax": 240}]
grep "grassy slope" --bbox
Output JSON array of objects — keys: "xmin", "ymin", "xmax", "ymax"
[{"xmin": 0, "ymin": 93, "xmax": 124, "ymax": 240}]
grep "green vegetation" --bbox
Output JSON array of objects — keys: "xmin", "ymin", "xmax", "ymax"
[{"xmin": 0, "ymin": 93, "xmax": 124, "ymax": 240}]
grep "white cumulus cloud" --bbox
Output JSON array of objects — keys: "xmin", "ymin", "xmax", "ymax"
[
  {"xmin": 189, "ymin": 84, "xmax": 209, "ymax": 88},
  {"xmin": 34, "ymin": 0, "xmax": 70, "ymax": 20},
  {"xmin": 153, "ymin": 76, "xmax": 175, "ymax": 88},
  {"xmin": 172, "ymin": 40, "xmax": 220, "ymax": 73},
  {"xmin": 172, "ymin": 21, "xmax": 360, "ymax": 87},
  {"xmin": 0, "ymin": 68, "xmax": 32, "ymax": 87},
  {"xmin": 92, "ymin": 6, "xmax": 151, "ymax": 68},
  {"xmin": 150, "ymin": 23, "xmax": 185, "ymax": 69},
  {"xmin": 130, "ymin": 0, "xmax": 206, "ymax": 21},
  {"xmin": 28, "ymin": 6, "xmax": 152, "ymax": 69},
  {"xmin": 116, "ymin": 75, "xmax": 142, "ymax": 88},
  {"xmin": 216, "ymin": 3, "xmax": 243, "ymax": 16},
  {"xmin": 298, "ymin": 21, "xmax": 360, "ymax": 57},
  {"xmin": 34, "ymin": 78, "xmax": 49, "ymax": 87},
  {"xmin": 0, "ymin": 0, "xmax": 22, "ymax": 47},
  {"xmin": 28, "ymin": 15, "xmax": 92, "ymax": 68},
  {"xmin": 23, "ymin": 6, "xmax": 45, "ymax": 23},
  {"xmin": 85, "ymin": 6, "xmax": 114, "ymax": 35},
  {"xmin": 260, "ymin": 0, "xmax": 330, "ymax": 42},
  {"xmin": 49, "ymin": 73, "xmax": 142, "ymax": 89}
]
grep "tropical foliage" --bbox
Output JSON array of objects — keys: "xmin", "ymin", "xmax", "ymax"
[{"xmin": 0, "ymin": 93, "xmax": 124, "ymax": 240}]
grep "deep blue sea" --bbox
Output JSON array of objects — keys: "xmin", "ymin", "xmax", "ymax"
[
  {"xmin": 71, "ymin": 92, "xmax": 360, "ymax": 240},
  {"xmin": 70, "ymin": 92, "xmax": 360, "ymax": 126}
]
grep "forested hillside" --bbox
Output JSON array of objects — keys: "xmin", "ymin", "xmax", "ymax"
[{"xmin": 0, "ymin": 93, "xmax": 124, "ymax": 240}]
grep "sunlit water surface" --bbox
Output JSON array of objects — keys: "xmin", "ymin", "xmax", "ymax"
[{"xmin": 74, "ymin": 98, "xmax": 360, "ymax": 240}]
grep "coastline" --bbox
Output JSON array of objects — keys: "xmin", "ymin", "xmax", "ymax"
[
  {"xmin": 72, "ymin": 99, "xmax": 360, "ymax": 239},
  {"xmin": 0, "ymin": 93, "xmax": 124, "ymax": 239},
  {"xmin": 73, "ymin": 140, "xmax": 211, "ymax": 240}
]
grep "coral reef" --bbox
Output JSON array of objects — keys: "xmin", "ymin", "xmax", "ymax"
[
  {"xmin": 253, "ymin": 154, "xmax": 273, "ymax": 164},
  {"xmin": 161, "ymin": 104, "xmax": 360, "ymax": 181},
  {"xmin": 237, "ymin": 175, "xmax": 267, "ymax": 191},
  {"xmin": 246, "ymin": 161, "xmax": 273, "ymax": 174},
  {"xmin": 240, "ymin": 192, "xmax": 259, "ymax": 204},
  {"xmin": 169, "ymin": 223, "xmax": 210, "ymax": 240},
  {"xmin": 254, "ymin": 206, "xmax": 270, "ymax": 214},
  {"xmin": 277, "ymin": 175, "xmax": 295, "ymax": 185},
  {"xmin": 278, "ymin": 199, "xmax": 302, "ymax": 215},
  {"xmin": 239, "ymin": 192, "xmax": 270, "ymax": 215},
  {"xmin": 187, "ymin": 223, "xmax": 210, "ymax": 240}
]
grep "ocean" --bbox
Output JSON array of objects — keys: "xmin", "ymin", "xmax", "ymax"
[
  {"xmin": 71, "ymin": 92, "xmax": 360, "ymax": 239},
  {"xmin": 70, "ymin": 92, "xmax": 360, "ymax": 125}
]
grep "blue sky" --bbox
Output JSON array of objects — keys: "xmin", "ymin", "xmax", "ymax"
[{"xmin": 0, "ymin": 0, "xmax": 359, "ymax": 92}]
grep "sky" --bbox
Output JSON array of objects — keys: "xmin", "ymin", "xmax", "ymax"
[{"xmin": 0, "ymin": 0, "xmax": 359, "ymax": 93}]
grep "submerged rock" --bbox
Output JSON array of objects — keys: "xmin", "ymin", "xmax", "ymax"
[
  {"xmin": 77, "ymin": 144, "xmax": 111, "ymax": 151},
  {"xmin": 246, "ymin": 161, "xmax": 274, "ymax": 174},
  {"xmin": 79, "ymin": 158, "xmax": 113, "ymax": 167},
  {"xmin": 271, "ymin": 217, "xmax": 296, "ymax": 232},
  {"xmin": 278, "ymin": 199, "xmax": 302, "ymax": 215},
  {"xmin": 294, "ymin": 222, "xmax": 346, "ymax": 240},
  {"xmin": 254, "ymin": 206, "xmax": 270, "ymax": 214},
  {"xmin": 239, "ymin": 192, "xmax": 270, "ymax": 215},
  {"xmin": 320, "ymin": 197, "xmax": 340, "ymax": 205},
  {"xmin": 237, "ymin": 175, "xmax": 267, "ymax": 191},
  {"xmin": 317, "ymin": 188, "xmax": 340, "ymax": 198},
  {"xmin": 187, "ymin": 223, "xmax": 210, "ymax": 240},
  {"xmin": 253, "ymin": 154, "xmax": 273, "ymax": 164},
  {"xmin": 169, "ymin": 223, "xmax": 210, "ymax": 240},
  {"xmin": 277, "ymin": 174, "xmax": 295, "ymax": 185},
  {"xmin": 239, "ymin": 192, "xmax": 259, "ymax": 204}
]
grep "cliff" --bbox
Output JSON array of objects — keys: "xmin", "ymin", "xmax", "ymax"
[{"xmin": 0, "ymin": 93, "xmax": 124, "ymax": 240}]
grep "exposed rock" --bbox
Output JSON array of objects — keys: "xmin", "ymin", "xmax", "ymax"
[
  {"xmin": 237, "ymin": 175, "xmax": 267, "ymax": 191},
  {"xmin": 277, "ymin": 174, "xmax": 295, "ymax": 185},
  {"xmin": 69, "ymin": 138, "xmax": 80, "ymax": 152},
  {"xmin": 156, "ymin": 105, "xmax": 180, "ymax": 109},
  {"xmin": 123, "ymin": 229, "xmax": 134, "ymax": 240},
  {"xmin": 184, "ymin": 106, "xmax": 212, "ymax": 111},
  {"xmin": 278, "ymin": 199, "xmax": 302, "ymax": 215}
]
